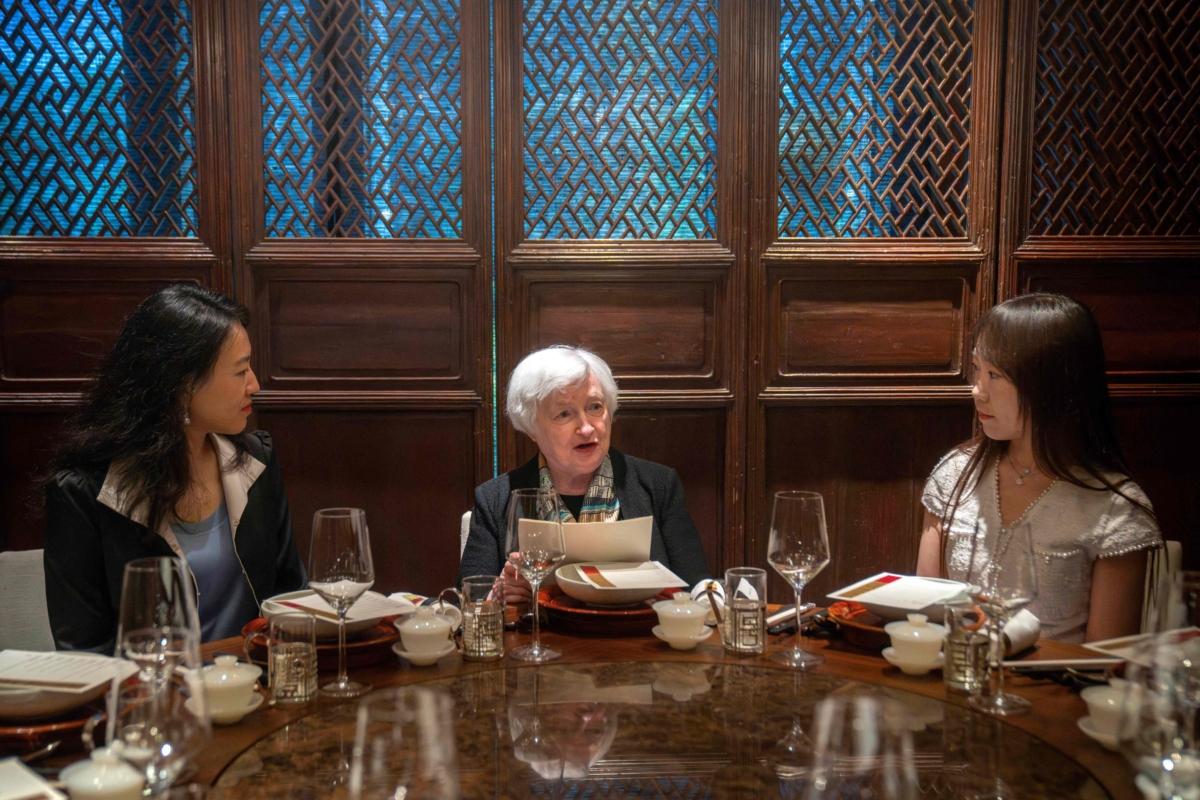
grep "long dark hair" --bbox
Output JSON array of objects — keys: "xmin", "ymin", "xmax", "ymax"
[
  {"xmin": 939, "ymin": 293, "xmax": 1153, "ymax": 551},
  {"xmin": 46, "ymin": 284, "xmax": 252, "ymax": 533}
]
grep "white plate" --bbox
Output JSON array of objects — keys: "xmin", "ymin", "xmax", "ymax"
[
  {"xmin": 651, "ymin": 625, "xmax": 714, "ymax": 651},
  {"xmin": 0, "ymin": 654, "xmax": 137, "ymax": 721},
  {"xmin": 186, "ymin": 691, "xmax": 263, "ymax": 725},
  {"xmin": 262, "ymin": 590, "xmax": 409, "ymax": 640},
  {"xmin": 881, "ymin": 646, "xmax": 944, "ymax": 676},
  {"xmin": 1076, "ymin": 715, "xmax": 1120, "ymax": 751},
  {"xmin": 827, "ymin": 573, "xmax": 967, "ymax": 621},
  {"xmin": 392, "ymin": 641, "xmax": 455, "ymax": 667},
  {"xmin": 555, "ymin": 563, "xmax": 667, "ymax": 606}
]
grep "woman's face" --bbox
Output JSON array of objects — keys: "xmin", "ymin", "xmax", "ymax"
[
  {"xmin": 187, "ymin": 324, "xmax": 259, "ymax": 436},
  {"xmin": 531, "ymin": 372, "xmax": 611, "ymax": 488},
  {"xmin": 971, "ymin": 351, "xmax": 1024, "ymax": 442}
]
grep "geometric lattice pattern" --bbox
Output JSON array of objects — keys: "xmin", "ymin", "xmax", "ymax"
[
  {"xmin": 522, "ymin": 0, "xmax": 718, "ymax": 239},
  {"xmin": 0, "ymin": 1, "xmax": 198, "ymax": 237},
  {"xmin": 1031, "ymin": 0, "xmax": 1200, "ymax": 236},
  {"xmin": 778, "ymin": 0, "xmax": 973, "ymax": 238},
  {"xmin": 260, "ymin": 0, "xmax": 463, "ymax": 238}
]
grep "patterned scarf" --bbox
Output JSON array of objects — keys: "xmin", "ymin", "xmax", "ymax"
[{"xmin": 538, "ymin": 453, "xmax": 620, "ymax": 523}]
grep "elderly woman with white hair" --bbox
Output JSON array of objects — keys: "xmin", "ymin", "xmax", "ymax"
[{"xmin": 458, "ymin": 345, "xmax": 711, "ymax": 603}]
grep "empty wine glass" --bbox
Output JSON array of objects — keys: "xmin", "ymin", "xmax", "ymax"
[
  {"xmin": 349, "ymin": 687, "xmax": 460, "ymax": 799},
  {"xmin": 803, "ymin": 693, "xmax": 918, "ymax": 799},
  {"xmin": 767, "ymin": 491, "xmax": 831, "ymax": 669},
  {"xmin": 505, "ymin": 488, "xmax": 566, "ymax": 663},
  {"xmin": 966, "ymin": 522, "xmax": 1039, "ymax": 716},
  {"xmin": 308, "ymin": 508, "xmax": 375, "ymax": 698},
  {"xmin": 116, "ymin": 557, "xmax": 202, "ymax": 685},
  {"xmin": 1121, "ymin": 632, "xmax": 1200, "ymax": 799}
]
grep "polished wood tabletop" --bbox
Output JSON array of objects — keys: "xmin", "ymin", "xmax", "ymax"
[{"xmin": 189, "ymin": 623, "xmax": 1135, "ymax": 799}]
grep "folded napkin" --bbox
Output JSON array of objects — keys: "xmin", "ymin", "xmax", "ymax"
[
  {"xmin": 691, "ymin": 580, "xmax": 725, "ymax": 626},
  {"xmin": 1002, "ymin": 609, "xmax": 1041, "ymax": 655}
]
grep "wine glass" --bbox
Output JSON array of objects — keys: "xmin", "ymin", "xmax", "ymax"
[
  {"xmin": 1121, "ymin": 632, "xmax": 1200, "ymax": 799},
  {"xmin": 766, "ymin": 490, "xmax": 831, "ymax": 669},
  {"xmin": 966, "ymin": 522, "xmax": 1039, "ymax": 716},
  {"xmin": 116, "ymin": 557, "xmax": 202, "ymax": 685},
  {"xmin": 348, "ymin": 687, "xmax": 460, "ymax": 799},
  {"xmin": 505, "ymin": 488, "xmax": 566, "ymax": 663},
  {"xmin": 308, "ymin": 507, "xmax": 375, "ymax": 698},
  {"xmin": 803, "ymin": 693, "xmax": 918, "ymax": 800}
]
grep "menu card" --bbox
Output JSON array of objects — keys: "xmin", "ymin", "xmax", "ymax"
[
  {"xmin": 0, "ymin": 650, "xmax": 136, "ymax": 694},
  {"xmin": 575, "ymin": 561, "xmax": 687, "ymax": 590},
  {"xmin": 0, "ymin": 758, "xmax": 66, "ymax": 800},
  {"xmin": 276, "ymin": 591, "xmax": 415, "ymax": 622}
]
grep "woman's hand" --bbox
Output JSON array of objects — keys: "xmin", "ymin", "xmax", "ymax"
[{"xmin": 501, "ymin": 553, "xmax": 532, "ymax": 605}]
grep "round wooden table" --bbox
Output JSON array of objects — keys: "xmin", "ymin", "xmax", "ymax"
[{"xmin": 191, "ymin": 624, "xmax": 1135, "ymax": 799}]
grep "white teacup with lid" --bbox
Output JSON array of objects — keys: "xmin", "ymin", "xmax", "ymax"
[
  {"xmin": 653, "ymin": 593, "xmax": 709, "ymax": 639},
  {"xmin": 397, "ymin": 606, "xmax": 454, "ymax": 658},
  {"xmin": 883, "ymin": 613, "xmax": 946, "ymax": 674},
  {"xmin": 200, "ymin": 654, "xmax": 262, "ymax": 721},
  {"xmin": 60, "ymin": 742, "xmax": 145, "ymax": 800}
]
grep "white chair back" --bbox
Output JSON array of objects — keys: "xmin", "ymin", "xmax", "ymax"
[
  {"xmin": 459, "ymin": 510, "xmax": 472, "ymax": 559},
  {"xmin": 0, "ymin": 549, "xmax": 55, "ymax": 650}
]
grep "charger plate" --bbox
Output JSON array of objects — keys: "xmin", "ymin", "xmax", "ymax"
[
  {"xmin": 827, "ymin": 601, "xmax": 889, "ymax": 652},
  {"xmin": 0, "ymin": 699, "xmax": 103, "ymax": 757},
  {"xmin": 241, "ymin": 617, "xmax": 399, "ymax": 672},
  {"xmin": 539, "ymin": 586, "xmax": 670, "ymax": 637}
]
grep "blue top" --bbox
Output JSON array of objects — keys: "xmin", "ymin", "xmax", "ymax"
[{"xmin": 171, "ymin": 504, "xmax": 259, "ymax": 641}]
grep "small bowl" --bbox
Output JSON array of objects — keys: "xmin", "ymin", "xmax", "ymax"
[
  {"xmin": 555, "ymin": 563, "xmax": 665, "ymax": 606},
  {"xmin": 881, "ymin": 646, "xmax": 944, "ymax": 676},
  {"xmin": 652, "ymin": 625, "xmax": 714, "ymax": 651},
  {"xmin": 392, "ymin": 640, "xmax": 455, "ymax": 667},
  {"xmin": 186, "ymin": 692, "xmax": 263, "ymax": 725}
]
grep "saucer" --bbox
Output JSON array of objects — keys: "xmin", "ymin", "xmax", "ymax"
[
  {"xmin": 392, "ymin": 640, "xmax": 455, "ymax": 666},
  {"xmin": 1076, "ymin": 716, "xmax": 1121, "ymax": 751},
  {"xmin": 881, "ymin": 647, "xmax": 943, "ymax": 676},
  {"xmin": 652, "ymin": 625, "xmax": 714, "ymax": 651},
  {"xmin": 186, "ymin": 691, "xmax": 263, "ymax": 725}
]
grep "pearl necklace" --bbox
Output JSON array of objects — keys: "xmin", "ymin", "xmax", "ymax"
[{"xmin": 1007, "ymin": 453, "xmax": 1034, "ymax": 486}]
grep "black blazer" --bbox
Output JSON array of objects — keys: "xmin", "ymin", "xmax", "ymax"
[
  {"xmin": 458, "ymin": 449, "xmax": 711, "ymax": 587},
  {"xmin": 43, "ymin": 431, "xmax": 306, "ymax": 652}
]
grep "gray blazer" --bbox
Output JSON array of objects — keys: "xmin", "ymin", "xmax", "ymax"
[{"xmin": 457, "ymin": 449, "xmax": 711, "ymax": 587}]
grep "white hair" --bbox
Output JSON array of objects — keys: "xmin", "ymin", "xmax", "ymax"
[{"xmin": 506, "ymin": 346, "xmax": 619, "ymax": 437}]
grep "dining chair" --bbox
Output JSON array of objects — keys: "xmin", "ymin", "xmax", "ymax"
[
  {"xmin": 460, "ymin": 510, "xmax": 471, "ymax": 559},
  {"xmin": 0, "ymin": 548, "xmax": 55, "ymax": 650},
  {"xmin": 1142, "ymin": 539, "xmax": 1182, "ymax": 633}
]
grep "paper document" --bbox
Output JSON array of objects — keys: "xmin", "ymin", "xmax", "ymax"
[
  {"xmin": 0, "ymin": 650, "xmax": 136, "ymax": 693},
  {"xmin": 562, "ymin": 516, "xmax": 653, "ymax": 564},
  {"xmin": 0, "ymin": 758, "xmax": 67, "ymax": 800},
  {"xmin": 576, "ymin": 561, "xmax": 686, "ymax": 591},
  {"xmin": 280, "ymin": 591, "xmax": 414, "ymax": 622}
]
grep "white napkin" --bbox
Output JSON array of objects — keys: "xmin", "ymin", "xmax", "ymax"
[
  {"xmin": 691, "ymin": 580, "xmax": 725, "ymax": 626},
  {"xmin": 1002, "ymin": 609, "xmax": 1041, "ymax": 655},
  {"xmin": 0, "ymin": 758, "xmax": 67, "ymax": 799}
]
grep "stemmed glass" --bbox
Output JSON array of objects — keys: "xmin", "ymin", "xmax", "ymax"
[
  {"xmin": 803, "ymin": 693, "xmax": 918, "ymax": 800},
  {"xmin": 308, "ymin": 507, "xmax": 375, "ymax": 698},
  {"xmin": 766, "ymin": 490, "xmax": 831, "ymax": 669},
  {"xmin": 116, "ymin": 556, "xmax": 202, "ymax": 685},
  {"xmin": 505, "ymin": 488, "xmax": 566, "ymax": 663},
  {"xmin": 349, "ymin": 687, "xmax": 460, "ymax": 799},
  {"xmin": 966, "ymin": 522, "xmax": 1039, "ymax": 716}
]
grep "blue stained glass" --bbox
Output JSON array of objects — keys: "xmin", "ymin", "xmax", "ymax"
[
  {"xmin": 522, "ymin": 0, "xmax": 718, "ymax": 240},
  {"xmin": 260, "ymin": 0, "xmax": 464, "ymax": 238},
  {"xmin": 778, "ymin": 0, "xmax": 972, "ymax": 238},
  {"xmin": 0, "ymin": 1, "xmax": 198, "ymax": 237}
]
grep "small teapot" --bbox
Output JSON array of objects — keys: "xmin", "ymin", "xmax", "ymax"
[
  {"xmin": 59, "ymin": 743, "xmax": 145, "ymax": 800},
  {"xmin": 883, "ymin": 613, "xmax": 946, "ymax": 662},
  {"xmin": 652, "ymin": 592, "xmax": 709, "ymax": 639},
  {"xmin": 397, "ymin": 606, "xmax": 454, "ymax": 655}
]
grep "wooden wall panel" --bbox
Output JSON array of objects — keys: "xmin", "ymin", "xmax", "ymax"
[
  {"xmin": 255, "ymin": 410, "xmax": 480, "ymax": 597},
  {"xmin": 255, "ymin": 270, "xmax": 475, "ymax": 387},
  {"xmin": 767, "ymin": 271, "xmax": 972, "ymax": 383},
  {"xmin": 0, "ymin": 411, "xmax": 68, "ymax": 551},
  {"xmin": 760, "ymin": 404, "xmax": 971, "ymax": 604}
]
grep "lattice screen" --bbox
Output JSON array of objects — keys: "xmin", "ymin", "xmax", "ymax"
[
  {"xmin": 0, "ymin": 1, "xmax": 197, "ymax": 237},
  {"xmin": 259, "ymin": 0, "xmax": 464, "ymax": 238},
  {"xmin": 777, "ymin": 0, "xmax": 973, "ymax": 238},
  {"xmin": 522, "ymin": 0, "xmax": 718, "ymax": 240},
  {"xmin": 1030, "ymin": 0, "xmax": 1200, "ymax": 236}
]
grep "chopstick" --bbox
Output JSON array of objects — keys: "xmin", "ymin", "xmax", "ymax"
[
  {"xmin": 1003, "ymin": 657, "xmax": 1123, "ymax": 671},
  {"xmin": 277, "ymin": 600, "xmax": 340, "ymax": 621}
]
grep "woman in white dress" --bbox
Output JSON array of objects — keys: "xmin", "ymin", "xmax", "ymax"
[{"xmin": 916, "ymin": 293, "xmax": 1160, "ymax": 642}]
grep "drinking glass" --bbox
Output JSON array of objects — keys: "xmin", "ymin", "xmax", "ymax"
[
  {"xmin": 348, "ymin": 687, "xmax": 460, "ymax": 799},
  {"xmin": 1121, "ymin": 633, "xmax": 1200, "ymax": 799},
  {"xmin": 766, "ymin": 490, "xmax": 831, "ymax": 669},
  {"xmin": 721, "ymin": 567, "xmax": 767, "ymax": 655},
  {"xmin": 308, "ymin": 508, "xmax": 375, "ymax": 698},
  {"xmin": 116, "ymin": 557, "xmax": 202, "ymax": 685},
  {"xmin": 504, "ymin": 488, "xmax": 566, "ymax": 663},
  {"xmin": 451, "ymin": 575, "xmax": 505, "ymax": 661},
  {"xmin": 258, "ymin": 612, "xmax": 317, "ymax": 705},
  {"xmin": 966, "ymin": 522, "xmax": 1039, "ymax": 716},
  {"xmin": 802, "ymin": 693, "xmax": 918, "ymax": 800}
]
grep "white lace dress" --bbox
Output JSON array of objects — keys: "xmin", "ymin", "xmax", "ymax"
[{"xmin": 922, "ymin": 448, "xmax": 1160, "ymax": 642}]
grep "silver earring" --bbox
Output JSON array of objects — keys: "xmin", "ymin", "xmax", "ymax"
[{"xmin": 183, "ymin": 412, "xmax": 191, "ymax": 426}]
